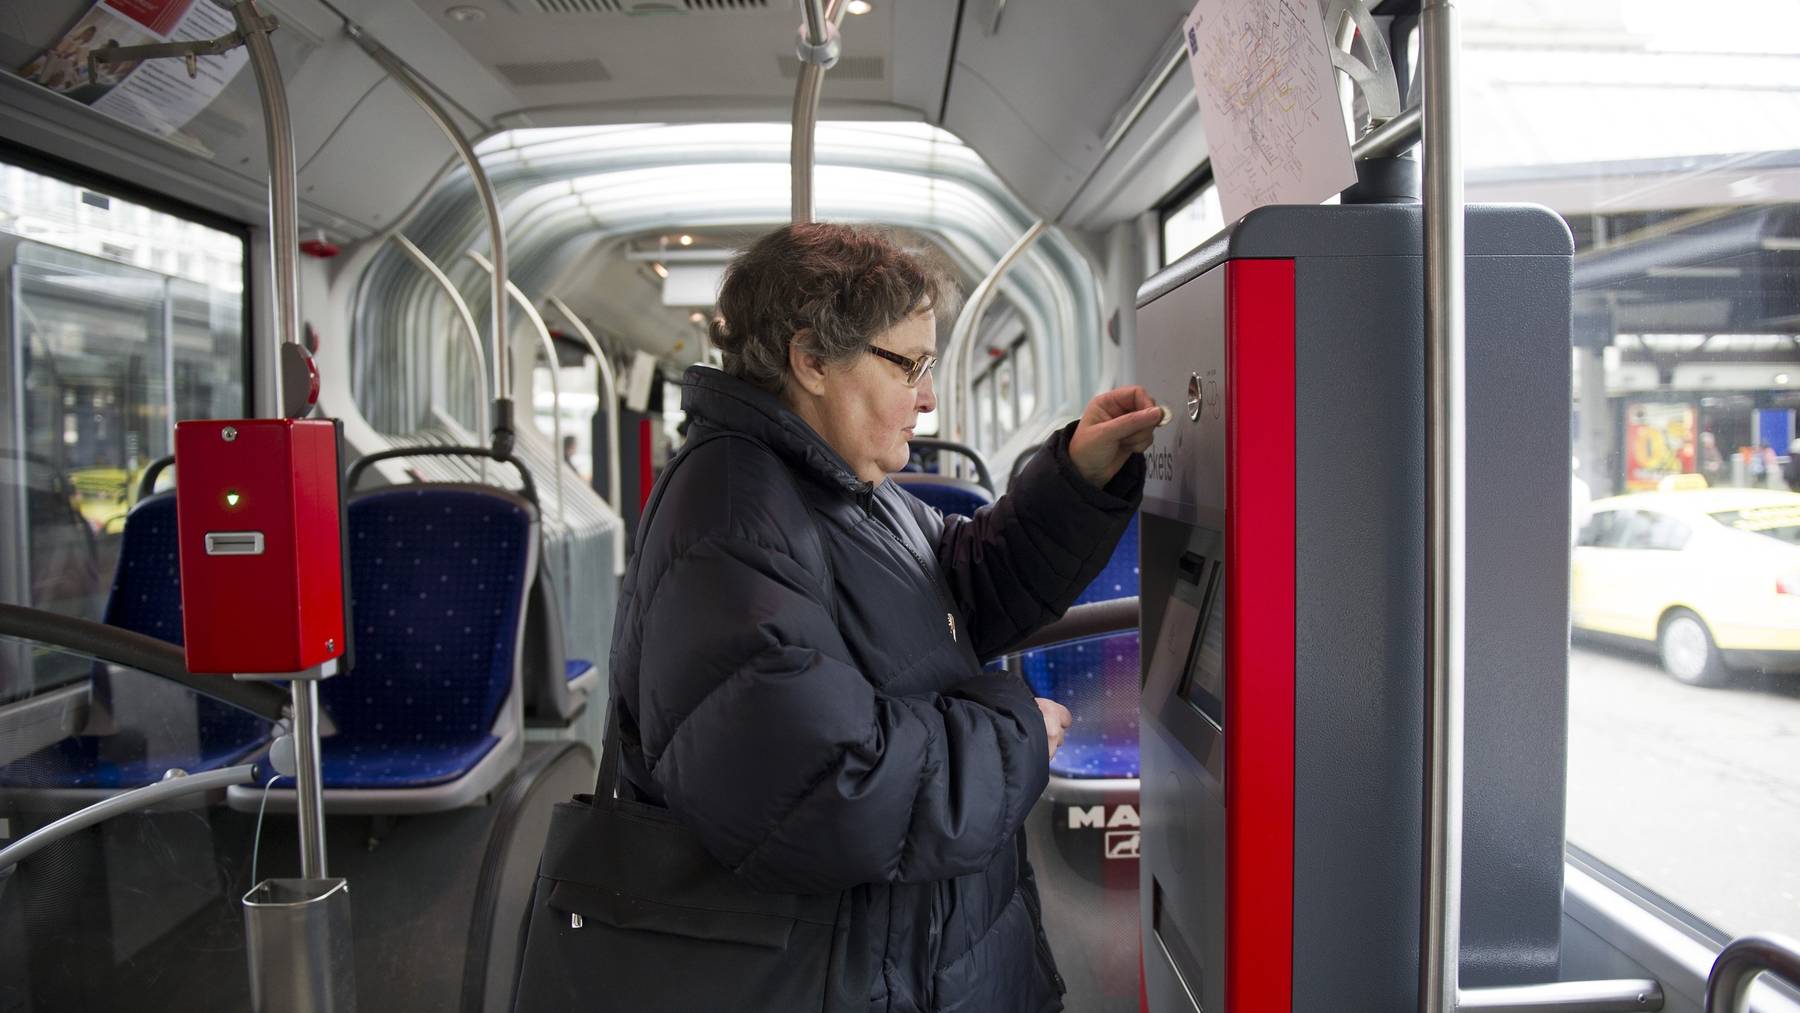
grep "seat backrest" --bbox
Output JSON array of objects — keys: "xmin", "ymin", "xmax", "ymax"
[
  {"xmin": 329, "ymin": 486, "xmax": 536, "ymax": 750},
  {"xmin": 1019, "ymin": 514, "xmax": 1141, "ymax": 779},
  {"xmin": 101, "ymin": 493, "xmax": 184, "ymax": 643},
  {"xmin": 521, "ymin": 564, "xmax": 581, "ymax": 723},
  {"xmin": 892, "ymin": 474, "xmax": 995, "ymax": 519}
]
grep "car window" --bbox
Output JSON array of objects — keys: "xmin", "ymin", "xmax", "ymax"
[
  {"xmin": 1577, "ymin": 510, "xmax": 1618, "ymax": 547},
  {"xmin": 1645, "ymin": 513, "xmax": 1692, "ymax": 551},
  {"xmin": 1708, "ymin": 507, "xmax": 1800, "ymax": 546},
  {"xmin": 1617, "ymin": 510, "xmax": 1656, "ymax": 550}
]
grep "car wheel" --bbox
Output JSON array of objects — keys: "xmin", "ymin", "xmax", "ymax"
[{"xmin": 1657, "ymin": 610, "xmax": 1728, "ymax": 687}]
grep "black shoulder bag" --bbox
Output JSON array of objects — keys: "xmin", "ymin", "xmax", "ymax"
[{"xmin": 511, "ymin": 434, "xmax": 856, "ymax": 1013}]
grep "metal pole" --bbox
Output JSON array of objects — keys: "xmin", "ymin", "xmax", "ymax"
[
  {"xmin": 290, "ymin": 679, "xmax": 328, "ymax": 879},
  {"xmin": 0, "ymin": 764, "xmax": 258, "ymax": 870},
  {"xmin": 547, "ymin": 297, "xmax": 624, "ymax": 576},
  {"xmin": 389, "ymin": 234, "xmax": 491, "ymax": 450},
  {"xmin": 466, "ymin": 252, "xmax": 565, "ymax": 529},
  {"xmin": 1705, "ymin": 934, "xmax": 1800, "ymax": 1013},
  {"xmin": 791, "ymin": 0, "xmax": 843, "ymax": 223},
  {"xmin": 1420, "ymin": 1, "xmax": 1465, "ymax": 1012},
  {"xmin": 345, "ymin": 22, "xmax": 513, "ymax": 455},
  {"xmin": 228, "ymin": 1, "xmax": 298, "ymax": 389},
  {"xmin": 944, "ymin": 221, "xmax": 1046, "ymax": 447}
]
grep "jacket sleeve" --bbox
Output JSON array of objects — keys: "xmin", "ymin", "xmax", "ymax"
[
  {"xmin": 928, "ymin": 421, "xmax": 1144, "ymax": 661},
  {"xmin": 636, "ymin": 534, "xmax": 1050, "ymax": 895}
]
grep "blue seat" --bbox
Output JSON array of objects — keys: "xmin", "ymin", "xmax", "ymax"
[
  {"xmin": 1017, "ymin": 515, "xmax": 1140, "ymax": 779},
  {"xmin": 233, "ymin": 485, "xmax": 536, "ymax": 812},
  {"xmin": 0, "ymin": 494, "xmax": 273, "ymax": 793},
  {"xmin": 892, "ymin": 473, "xmax": 995, "ymax": 518}
]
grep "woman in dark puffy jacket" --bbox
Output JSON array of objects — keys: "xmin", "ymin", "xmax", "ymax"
[{"xmin": 610, "ymin": 222, "xmax": 1160, "ymax": 1013}]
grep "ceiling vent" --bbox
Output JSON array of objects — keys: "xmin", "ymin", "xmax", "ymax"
[
  {"xmin": 777, "ymin": 55, "xmax": 884, "ymax": 80},
  {"xmin": 496, "ymin": 59, "xmax": 614, "ymax": 85},
  {"xmin": 513, "ymin": 0, "xmax": 778, "ymax": 12}
]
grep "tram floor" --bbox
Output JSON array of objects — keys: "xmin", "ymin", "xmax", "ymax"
[{"xmin": 1566, "ymin": 643, "xmax": 1800, "ymax": 940}]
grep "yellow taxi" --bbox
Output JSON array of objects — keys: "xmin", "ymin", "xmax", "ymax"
[{"xmin": 1572, "ymin": 481, "xmax": 1800, "ymax": 685}]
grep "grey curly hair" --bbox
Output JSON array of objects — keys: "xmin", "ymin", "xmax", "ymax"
[{"xmin": 708, "ymin": 223, "xmax": 961, "ymax": 394}]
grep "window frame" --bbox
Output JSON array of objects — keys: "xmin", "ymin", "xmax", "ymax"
[{"xmin": 0, "ymin": 138, "xmax": 255, "ymax": 419}]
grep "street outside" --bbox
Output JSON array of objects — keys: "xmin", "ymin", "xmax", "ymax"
[{"xmin": 1566, "ymin": 642, "xmax": 1800, "ymax": 939}]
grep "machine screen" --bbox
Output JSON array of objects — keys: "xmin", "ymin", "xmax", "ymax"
[{"xmin": 1179, "ymin": 559, "xmax": 1224, "ymax": 728}]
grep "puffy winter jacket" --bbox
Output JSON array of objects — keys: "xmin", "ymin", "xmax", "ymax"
[{"xmin": 610, "ymin": 366, "xmax": 1143, "ymax": 1013}]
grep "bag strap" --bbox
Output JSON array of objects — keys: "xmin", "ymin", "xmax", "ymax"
[{"xmin": 596, "ymin": 428, "xmax": 777, "ymax": 801}]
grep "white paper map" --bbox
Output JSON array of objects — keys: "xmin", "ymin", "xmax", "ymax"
[{"xmin": 1182, "ymin": 0, "xmax": 1356, "ymax": 222}]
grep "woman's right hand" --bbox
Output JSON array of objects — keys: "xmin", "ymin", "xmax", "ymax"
[{"xmin": 1036, "ymin": 697, "xmax": 1072, "ymax": 759}]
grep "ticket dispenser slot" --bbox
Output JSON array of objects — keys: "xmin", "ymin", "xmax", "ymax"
[{"xmin": 174, "ymin": 418, "xmax": 349, "ymax": 676}]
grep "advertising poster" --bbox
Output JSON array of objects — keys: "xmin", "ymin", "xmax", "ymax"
[
  {"xmin": 18, "ymin": 0, "xmax": 249, "ymax": 140},
  {"xmin": 1624, "ymin": 401, "xmax": 1697, "ymax": 491}
]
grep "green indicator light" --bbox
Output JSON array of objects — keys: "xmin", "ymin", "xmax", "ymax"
[{"xmin": 225, "ymin": 490, "xmax": 242, "ymax": 508}]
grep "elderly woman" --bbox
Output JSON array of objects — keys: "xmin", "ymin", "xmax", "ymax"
[{"xmin": 609, "ymin": 223, "xmax": 1160, "ymax": 1013}]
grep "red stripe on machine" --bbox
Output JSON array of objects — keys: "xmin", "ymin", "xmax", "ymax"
[{"xmin": 1224, "ymin": 258, "xmax": 1296, "ymax": 1013}]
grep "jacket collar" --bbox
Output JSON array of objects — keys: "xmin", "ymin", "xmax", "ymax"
[{"xmin": 681, "ymin": 366, "xmax": 872, "ymax": 499}]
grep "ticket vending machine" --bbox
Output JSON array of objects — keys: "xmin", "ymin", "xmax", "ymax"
[{"xmin": 1135, "ymin": 203, "xmax": 1573, "ymax": 1013}]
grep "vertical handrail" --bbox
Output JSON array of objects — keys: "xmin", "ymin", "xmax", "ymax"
[
  {"xmin": 944, "ymin": 221, "xmax": 1046, "ymax": 451},
  {"xmin": 1420, "ymin": 1, "xmax": 1465, "ymax": 1011},
  {"xmin": 1705, "ymin": 934, "xmax": 1800, "ymax": 1013},
  {"xmin": 791, "ymin": 0, "xmax": 845, "ymax": 223},
  {"xmin": 230, "ymin": 1, "xmax": 298, "ymax": 379},
  {"xmin": 546, "ymin": 297, "xmax": 625, "ymax": 576},
  {"xmin": 344, "ymin": 22, "xmax": 514, "ymax": 456},
  {"xmin": 389, "ymin": 234, "xmax": 490, "ymax": 480},
  {"xmin": 465, "ymin": 252, "xmax": 565, "ymax": 530},
  {"xmin": 226, "ymin": 0, "xmax": 328, "ymax": 881}
]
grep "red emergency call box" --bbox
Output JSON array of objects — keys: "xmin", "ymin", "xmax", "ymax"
[{"xmin": 174, "ymin": 418, "xmax": 349, "ymax": 676}]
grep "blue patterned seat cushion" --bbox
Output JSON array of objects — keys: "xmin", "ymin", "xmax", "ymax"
[
  {"xmin": 321, "ymin": 487, "xmax": 532, "ymax": 789},
  {"xmin": 318, "ymin": 735, "xmax": 500, "ymax": 789},
  {"xmin": 565, "ymin": 659, "xmax": 593, "ymax": 683},
  {"xmin": 895, "ymin": 479, "xmax": 993, "ymax": 519},
  {"xmin": 1021, "ymin": 516, "xmax": 1142, "ymax": 779},
  {"xmin": 0, "ymin": 733, "xmax": 267, "ymax": 790}
]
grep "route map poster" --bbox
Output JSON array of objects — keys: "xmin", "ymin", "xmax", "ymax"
[
  {"xmin": 17, "ymin": 0, "xmax": 249, "ymax": 141},
  {"xmin": 1181, "ymin": 0, "xmax": 1357, "ymax": 222}
]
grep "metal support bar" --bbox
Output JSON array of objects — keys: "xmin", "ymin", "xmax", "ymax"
[
  {"xmin": 228, "ymin": 0, "xmax": 299, "ymax": 411},
  {"xmin": 1420, "ymin": 2, "xmax": 1466, "ymax": 1012},
  {"xmin": 546, "ymin": 297, "xmax": 625, "ymax": 575},
  {"xmin": 791, "ymin": 0, "xmax": 844, "ymax": 223},
  {"xmin": 0, "ymin": 764, "xmax": 257, "ymax": 870},
  {"xmin": 1353, "ymin": 103, "xmax": 1423, "ymax": 160},
  {"xmin": 289, "ymin": 679, "xmax": 327, "ymax": 879},
  {"xmin": 465, "ymin": 252, "xmax": 566, "ymax": 528},
  {"xmin": 88, "ymin": 31, "xmax": 245, "ymax": 83},
  {"xmin": 1008, "ymin": 597, "xmax": 1138, "ymax": 655},
  {"xmin": 346, "ymin": 22, "xmax": 513, "ymax": 455},
  {"xmin": 389, "ymin": 234, "xmax": 490, "ymax": 459},
  {"xmin": 1705, "ymin": 934, "xmax": 1800, "ymax": 1013},
  {"xmin": 1459, "ymin": 981, "xmax": 1664, "ymax": 1012},
  {"xmin": 945, "ymin": 221, "xmax": 1046, "ymax": 445}
]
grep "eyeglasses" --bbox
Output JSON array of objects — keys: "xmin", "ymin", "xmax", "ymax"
[{"xmin": 868, "ymin": 345, "xmax": 938, "ymax": 387}]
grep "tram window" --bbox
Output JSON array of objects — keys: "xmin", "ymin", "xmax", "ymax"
[
  {"xmin": 1472, "ymin": 0, "xmax": 1800, "ymax": 941},
  {"xmin": 995, "ymin": 353, "xmax": 1017, "ymax": 441},
  {"xmin": 0, "ymin": 157, "xmax": 246, "ymax": 622},
  {"xmin": 1160, "ymin": 184, "xmax": 1224, "ymax": 267},
  {"xmin": 1014, "ymin": 338, "xmax": 1038, "ymax": 423}
]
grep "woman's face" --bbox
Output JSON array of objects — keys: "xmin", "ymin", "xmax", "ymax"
[{"xmin": 805, "ymin": 311, "xmax": 938, "ymax": 485}]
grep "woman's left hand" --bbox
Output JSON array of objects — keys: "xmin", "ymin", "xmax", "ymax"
[{"xmin": 1068, "ymin": 385, "xmax": 1163, "ymax": 488}]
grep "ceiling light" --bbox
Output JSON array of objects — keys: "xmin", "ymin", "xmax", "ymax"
[
  {"xmin": 1778, "ymin": 374, "xmax": 1792, "ymax": 385},
  {"xmin": 689, "ymin": 311, "xmax": 707, "ymax": 324},
  {"xmin": 846, "ymin": 0, "xmax": 873, "ymax": 14},
  {"xmin": 445, "ymin": 5, "xmax": 486, "ymax": 23},
  {"xmin": 651, "ymin": 263, "xmax": 668, "ymax": 279},
  {"xmin": 678, "ymin": 234, "xmax": 694, "ymax": 246}
]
